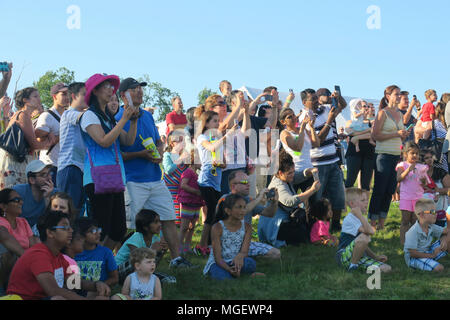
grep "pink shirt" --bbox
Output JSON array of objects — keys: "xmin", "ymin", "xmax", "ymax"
[
  {"xmin": 310, "ymin": 220, "xmax": 331, "ymax": 243},
  {"xmin": 396, "ymin": 162, "xmax": 430, "ymax": 200},
  {"xmin": 0, "ymin": 217, "xmax": 33, "ymax": 250},
  {"xmin": 421, "ymin": 102, "xmax": 435, "ymax": 122},
  {"xmin": 176, "ymin": 168, "xmax": 205, "ymax": 206}
]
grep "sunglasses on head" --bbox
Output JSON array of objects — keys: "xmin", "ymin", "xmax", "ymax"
[{"xmin": 234, "ymin": 180, "xmax": 249, "ymax": 185}]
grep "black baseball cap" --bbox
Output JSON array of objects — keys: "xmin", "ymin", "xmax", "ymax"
[{"xmin": 118, "ymin": 78, "xmax": 147, "ymax": 94}]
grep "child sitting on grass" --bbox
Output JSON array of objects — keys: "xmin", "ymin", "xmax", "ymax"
[
  {"xmin": 112, "ymin": 248, "xmax": 162, "ymax": 300},
  {"xmin": 336, "ymin": 188, "xmax": 392, "ymax": 273},
  {"xmin": 310, "ymin": 198, "xmax": 339, "ymax": 247},
  {"xmin": 203, "ymin": 194, "xmax": 264, "ymax": 280},
  {"xmin": 115, "ymin": 209, "xmax": 174, "ymax": 284},
  {"xmin": 74, "ymin": 218, "xmax": 119, "ymax": 290},
  {"xmin": 404, "ymin": 198, "xmax": 450, "ymax": 272}
]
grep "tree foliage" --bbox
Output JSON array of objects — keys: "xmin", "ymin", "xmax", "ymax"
[
  {"xmin": 136, "ymin": 74, "xmax": 179, "ymax": 122},
  {"xmin": 198, "ymin": 87, "xmax": 218, "ymax": 105},
  {"xmin": 33, "ymin": 67, "xmax": 75, "ymax": 109}
]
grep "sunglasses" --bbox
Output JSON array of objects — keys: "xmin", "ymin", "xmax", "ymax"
[
  {"xmin": 423, "ymin": 210, "xmax": 437, "ymax": 216},
  {"xmin": 89, "ymin": 227, "xmax": 103, "ymax": 234},
  {"xmin": 52, "ymin": 226, "xmax": 72, "ymax": 231},
  {"xmin": 216, "ymin": 101, "xmax": 226, "ymax": 106},
  {"xmin": 7, "ymin": 197, "xmax": 23, "ymax": 203}
]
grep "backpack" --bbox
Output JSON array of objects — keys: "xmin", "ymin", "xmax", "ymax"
[{"xmin": 277, "ymin": 207, "xmax": 311, "ymax": 245}]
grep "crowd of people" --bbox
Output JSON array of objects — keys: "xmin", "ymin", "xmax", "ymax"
[{"xmin": 1, "ymin": 61, "xmax": 450, "ymax": 300}]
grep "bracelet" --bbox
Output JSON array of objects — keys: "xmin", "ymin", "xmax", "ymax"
[
  {"xmin": 286, "ymin": 99, "xmax": 292, "ymax": 104},
  {"xmin": 325, "ymin": 123, "xmax": 331, "ymax": 128}
]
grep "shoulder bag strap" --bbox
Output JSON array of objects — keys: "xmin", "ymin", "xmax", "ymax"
[{"xmin": 47, "ymin": 110, "xmax": 61, "ymax": 123}]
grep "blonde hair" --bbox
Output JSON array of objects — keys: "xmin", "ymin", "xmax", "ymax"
[
  {"xmin": 345, "ymin": 188, "xmax": 368, "ymax": 205},
  {"xmin": 425, "ymin": 89, "xmax": 436, "ymax": 99},
  {"xmin": 130, "ymin": 247, "xmax": 156, "ymax": 267},
  {"xmin": 414, "ymin": 198, "xmax": 436, "ymax": 216}
]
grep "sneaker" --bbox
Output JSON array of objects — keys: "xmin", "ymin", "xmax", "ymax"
[
  {"xmin": 154, "ymin": 272, "xmax": 177, "ymax": 284},
  {"xmin": 169, "ymin": 256, "xmax": 198, "ymax": 269}
]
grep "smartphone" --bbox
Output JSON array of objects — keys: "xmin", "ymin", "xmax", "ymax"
[
  {"xmin": 234, "ymin": 119, "xmax": 240, "ymax": 128},
  {"xmin": 0, "ymin": 62, "xmax": 9, "ymax": 72},
  {"xmin": 124, "ymin": 91, "xmax": 133, "ymax": 106},
  {"xmin": 289, "ymin": 89, "xmax": 294, "ymax": 94},
  {"xmin": 413, "ymin": 95, "xmax": 417, "ymax": 99},
  {"xmin": 243, "ymin": 91, "xmax": 249, "ymax": 101},
  {"xmin": 334, "ymin": 85, "xmax": 341, "ymax": 96},
  {"xmin": 264, "ymin": 95, "xmax": 273, "ymax": 102},
  {"xmin": 307, "ymin": 109, "xmax": 314, "ymax": 119}
]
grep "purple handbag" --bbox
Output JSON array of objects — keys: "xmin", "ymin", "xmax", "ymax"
[{"xmin": 87, "ymin": 143, "xmax": 125, "ymax": 194}]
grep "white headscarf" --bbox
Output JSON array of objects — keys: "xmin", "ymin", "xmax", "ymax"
[{"xmin": 349, "ymin": 98, "xmax": 364, "ymax": 121}]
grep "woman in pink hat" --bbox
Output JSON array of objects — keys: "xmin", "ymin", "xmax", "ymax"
[{"xmin": 79, "ymin": 74, "xmax": 139, "ymax": 251}]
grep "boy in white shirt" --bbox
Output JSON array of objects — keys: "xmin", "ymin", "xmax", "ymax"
[{"xmin": 336, "ymin": 188, "xmax": 392, "ymax": 272}]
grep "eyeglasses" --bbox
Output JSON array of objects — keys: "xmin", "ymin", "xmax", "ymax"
[
  {"xmin": 233, "ymin": 180, "xmax": 249, "ymax": 185},
  {"xmin": 51, "ymin": 226, "xmax": 72, "ymax": 231},
  {"xmin": 216, "ymin": 101, "xmax": 226, "ymax": 106},
  {"xmin": 89, "ymin": 227, "xmax": 102, "ymax": 234},
  {"xmin": 423, "ymin": 210, "xmax": 437, "ymax": 216},
  {"xmin": 7, "ymin": 197, "xmax": 23, "ymax": 203}
]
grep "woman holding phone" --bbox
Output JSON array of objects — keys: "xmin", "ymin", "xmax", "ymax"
[{"xmin": 80, "ymin": 73, "xmax": 139, "ymax": 251}]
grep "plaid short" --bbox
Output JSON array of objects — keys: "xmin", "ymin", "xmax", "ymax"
[
  {"xmin": 336, "ymin": 239, "xmax": 383, "ymax": 270},
  {"xmin": 407, "ymin": 240, "xmax": 448, "ymax": 271},
  {"xmin": 248, "ymin": 241, "xmax": 273, "ymax": 257}
]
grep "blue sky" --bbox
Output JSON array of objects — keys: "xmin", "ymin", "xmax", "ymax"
[{"xmin": 1, "ymin": 0, "xmax": 449, "ymax": 118}]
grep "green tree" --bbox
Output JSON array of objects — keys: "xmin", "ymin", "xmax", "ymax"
[
  {"xmin": 136, "ymin": 74, "xmax": 179, "ymax": 122},
  {"xmin": 198, "ymin": 87, "xmax": 217, "ymax": 105},
  {"xmin": 33, "ymin": 67, "xmax": 75, "ymax": 109}
]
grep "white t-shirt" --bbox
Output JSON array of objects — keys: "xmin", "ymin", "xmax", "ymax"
[
  {"xmin": 80, "ymin": 110, "xmax": 107, "ymax": 132},
  {"xmin": 341, "ymin": 213, "xmax": 362, "ymax": 236},
  {"xmin": 281, "ymin": 130, "xmax": 313, "ymax": 173},
  {"xmin": 35, "ymin": 107, "xmax": 64, "ymax": 166}
]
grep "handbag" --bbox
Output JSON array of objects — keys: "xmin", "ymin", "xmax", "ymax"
[
  {"xmin": 277, "ymin": 206, "xmax": 311, "ymax": 245},
  {"xmin": 0, "ymin": 122, "xmax": 30, "ymax": 162},
  {"xmin": 418, "ymin": 121, "xmax": 444, "ymax": 157},
  {"xmin": 87, "ymin": 143, "xmax": 125, "ymax": 194}
]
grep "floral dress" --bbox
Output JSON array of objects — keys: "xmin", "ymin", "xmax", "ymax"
[{"xmin": 203, "ymin": 220, "xmax": 245, "ymax": 275}]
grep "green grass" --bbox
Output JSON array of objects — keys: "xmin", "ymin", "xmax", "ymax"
[{"xmin": 132, "ymin": 202, "xmax": 450, "ymax": 300}]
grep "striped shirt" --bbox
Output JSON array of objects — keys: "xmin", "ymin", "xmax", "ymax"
[
  {"xmin": 299, "ymin": 105, "xmax": 339, "ymax": 166},
  {"xmin": 58, "ymin": 107, "xmax": 86, "ymax": 172}
]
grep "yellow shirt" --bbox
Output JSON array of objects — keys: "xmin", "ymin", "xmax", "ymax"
[{"xmin": 375, "ymin": 111, "xmax": 404, "ymax": 156}]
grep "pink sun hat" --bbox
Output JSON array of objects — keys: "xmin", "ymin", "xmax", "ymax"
[{"xmin": 84, "ymin": 73, "xmax": 121, "ymax": 106}]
